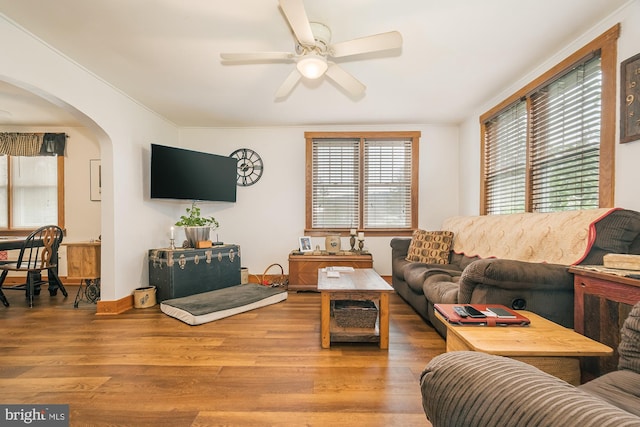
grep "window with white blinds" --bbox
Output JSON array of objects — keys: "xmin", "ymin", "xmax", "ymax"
[
  {"xmin": 306, "ymin": 132, "xmax": 419, "ymax": 234},
  {"xmin": 530, "ymin": 55, "xmax": 601, "ymax": 212},
  {"xmin": 484, "ymin": 101, "xmax": 527, "ymax": 214},
  {"xmin": 481, "ymin": 36, "xmax": 618, "ymax": 215},
  {"xmin": 364, "ymin": 139, "xmax": 413, "ymax": 228},
  {"xmin": 311, "ymin": 138, "xmax": 360, "ymax": 229}
]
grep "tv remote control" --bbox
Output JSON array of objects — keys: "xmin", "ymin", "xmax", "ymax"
[{"xmin": 453, "ymin": 306, "xmax": 468, "ymax": 317}]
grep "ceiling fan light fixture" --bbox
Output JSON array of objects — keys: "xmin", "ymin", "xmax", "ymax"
[{"xmin": 296, "ymin": 54, "xmax": 328, "ymax": 79}]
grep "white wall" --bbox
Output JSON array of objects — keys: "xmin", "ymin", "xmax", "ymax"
[
  {"xmin": 1, "ymin": 14, "xmax": 181, "ymax": 300},
  {"xmin": 458, "ymin": 1, "xmax": 640, "ymax": 215},
  {"xmin": 178, "ymin": 124, "xmax": 459, "ymax": 276}
]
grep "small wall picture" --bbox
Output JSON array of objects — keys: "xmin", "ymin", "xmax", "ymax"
[{"xmin": 299, "ymin": 236, "xmax": 312, "ymax": 252}]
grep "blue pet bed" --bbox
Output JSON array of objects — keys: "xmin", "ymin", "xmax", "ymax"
[{"xmin": 160, "ymin": 284, "xmax": 288, "ymax": 325}]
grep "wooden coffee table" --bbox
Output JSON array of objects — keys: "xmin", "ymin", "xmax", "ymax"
[
  {"xmin": 435, "ymin": 310, "xmax": 613, "ymax": 385},
  {"xmin": 318, "ymin": 268, "xmax": 394, "ymax": 349}
]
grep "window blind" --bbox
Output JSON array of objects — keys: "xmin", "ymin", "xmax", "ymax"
[
  {"xmin": 364, "ymin": 139, "xmax": 412, "ymax": 228},
  {"xmin": 530, "ymin": 55, "xmax": 601, "ymax": 212},
  {"xmin": 484, "ymin": 100, "xmax": 527, "ymax": 214},
  {"xmin": 311, "ymin": 139, "xmax": 359, "ymax": 228},
  {"xmin": 483, "ymin": 54, "xmax": 602, "ymax": 214}
]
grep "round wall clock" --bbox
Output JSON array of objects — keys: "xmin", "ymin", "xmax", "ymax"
[{"xmin": 230, "ymin": 148, "xmax": 264, "ymax": 186}]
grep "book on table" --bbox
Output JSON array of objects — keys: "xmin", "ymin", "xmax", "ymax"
[{"xmin": 434, "ymin": 303, "xmax": 530, "ymax": 326}]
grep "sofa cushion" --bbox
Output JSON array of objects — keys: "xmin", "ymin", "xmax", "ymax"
[
  {"xmin": 423, "ymin": 278, "xmax": 459, "ymax": 304},
  {"xmin": 392, "ymin": 256, "xmax": 409, "ymax": 281},
  {"xmin": 450, "ymin": 252, "xmax": 481, "ymax": 270},
  {"xmin": 403, "ymin": 263, "xmax": 432, "ymax": 294},
  {"xmin": 406, "ymin": 230, "xmax": 454, "ymax": 264},
  {"xmin": 578, "ymin": 370, "xmax": 640, "ymax": 417},
  {"xmin": 404, "ymin": 263, "xmax": 462, "ymax": 295}
]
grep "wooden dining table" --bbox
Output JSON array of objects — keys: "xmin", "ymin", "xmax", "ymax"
[
  {"xmin": 0, "ymin": 235, "xmax": 65, "ymax": 294},
  {"xmin": 0, "ymin": 236, "xmax": 29, "ymax": 251}
]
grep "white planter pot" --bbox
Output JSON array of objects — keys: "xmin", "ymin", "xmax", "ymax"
[{"xmin": 183, "ymin": 226, "xmax": 216, "ymax": 248}]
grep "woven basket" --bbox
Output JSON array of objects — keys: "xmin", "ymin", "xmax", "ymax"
[
  {"xmin": 261, "ymin": 263, "xmax": 288, "ymax": 288},
  {"xmin": 333, "ymin": 300, "xmax": 378, "ymax": 328}
]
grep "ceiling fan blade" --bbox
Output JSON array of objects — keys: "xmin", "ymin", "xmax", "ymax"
[
  {"xmin": 220, "ymin": 52, "xmax": 295, "ymax": 62},
  {"xmin": 325, "ymin": 63, "xmax": 366, "ymax": 97},
  {"xmin": 278, "ymin": 0, "xmax": 316, "ymax": 47},
  {"xmin": 330, "ymin": 31, "xmax": 402, "ymax": 58},
  {"xmin": 275, "ymin": 69, "xmax": 302, "ymax": 99}
]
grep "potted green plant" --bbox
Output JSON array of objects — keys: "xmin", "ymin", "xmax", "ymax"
[{"xmin": 175, "ymin": 201, "xmax": 219, "ymax": 247}]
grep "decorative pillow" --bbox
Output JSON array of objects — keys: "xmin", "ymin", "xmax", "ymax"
[{"xmin": 405, "ymin": 230, "xmax": 454, "ymax": 264}]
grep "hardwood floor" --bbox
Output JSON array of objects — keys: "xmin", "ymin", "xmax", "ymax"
[{"xmin": 0, "ymin": 286, "xmax": 443, "ymax": 426}]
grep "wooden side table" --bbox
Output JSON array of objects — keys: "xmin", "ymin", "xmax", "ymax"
[
  {"xmin": 288, "ymin": 252, "xmax": 373, "ymax": 291},
  {"xmin": 435, "ymin": 309, "xmax": 612, "ymax": 385},
  {"xmin": 66, "ymin": 241, "xmax": 101, "ymax": 308},
  {"xmin": 569, "ymin": 266, "xmax": 640, "ymax": 379}
]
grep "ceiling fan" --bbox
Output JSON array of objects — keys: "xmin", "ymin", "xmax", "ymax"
[{"xmin": 220, "ymin": 0, "xmax": 402, "ymax": 99}]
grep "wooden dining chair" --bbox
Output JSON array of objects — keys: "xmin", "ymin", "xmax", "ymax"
[{"xmin": 0, "ymin": 225, "xmax": 68, "ymax": 307}]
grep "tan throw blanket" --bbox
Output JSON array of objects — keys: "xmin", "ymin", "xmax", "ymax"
[{"xmin": 442, "ymin": 208, "xmax": 617, "ymax": 265}]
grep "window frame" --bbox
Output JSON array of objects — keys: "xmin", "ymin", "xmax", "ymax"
[
  {"xmin": 0, "ymin": 154, "xmax": 65, "ymax": 235},
  {"xmin": 305, "ymin": 131, "xmax": 420, "ymax": 237},
  {"xmin": 479, "ymin": 24, "xmax": 619, "ymax": 214}
]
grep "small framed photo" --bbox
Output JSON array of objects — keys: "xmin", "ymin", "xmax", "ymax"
[{"xmin": 299, "ymin": 236, "xmax": 312, "ymax": 252}]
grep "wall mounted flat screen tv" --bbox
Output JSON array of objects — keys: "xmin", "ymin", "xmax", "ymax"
[{"xmin": 150, "ymin": 144, "xmax": 237, "ymax": 202}]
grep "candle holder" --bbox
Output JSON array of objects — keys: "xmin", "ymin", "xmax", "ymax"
[
  {"xmin": 358, "ymin": 238, "xmax": 364, "ymax": 252},
  {"xmin": 350, "ymin": 233, "xmax": 356, "ymax": 251},
  {"xmin": 169, "ymin": 238, "xmax": 176, "ymax": 250}
]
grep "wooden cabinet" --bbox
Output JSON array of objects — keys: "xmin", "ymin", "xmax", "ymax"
[
  {"xmin": 66, "ymin": 242, "xmax": 101, "ymax": 280},
  {"xmin": 288, "ymin": 253, "xmax": 373, "ymax": 291},
  {"xmin": 569, "ymin": 267, "xmax": 640, "ymax": 380}
]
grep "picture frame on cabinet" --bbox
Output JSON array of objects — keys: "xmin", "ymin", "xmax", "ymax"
[{"xmin": 299, "ymin": 236, "xmax": 312, "ymax": 252}]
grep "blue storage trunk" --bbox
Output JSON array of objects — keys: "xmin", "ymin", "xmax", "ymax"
[{"xmin": 148, "ymin": 244, "xmax": 241, "ymax": 302}]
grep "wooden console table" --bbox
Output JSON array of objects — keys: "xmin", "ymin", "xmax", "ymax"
[
  {"xmin": 288, "ymin": 252, "xmax": 373, "ymax": 291},
  {"xmin": 569, "ymin": 266, "xmax": 640, "ymax": 379}
]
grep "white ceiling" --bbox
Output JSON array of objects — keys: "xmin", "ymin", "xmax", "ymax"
[{"xmin": 0, "ymin": 0, "xmax": 631, "ymax": 128}]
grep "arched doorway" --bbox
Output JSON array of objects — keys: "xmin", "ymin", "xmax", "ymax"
[{"xmin": 0, "ymin": 79, "xmax": 105, "ymax": 306}]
